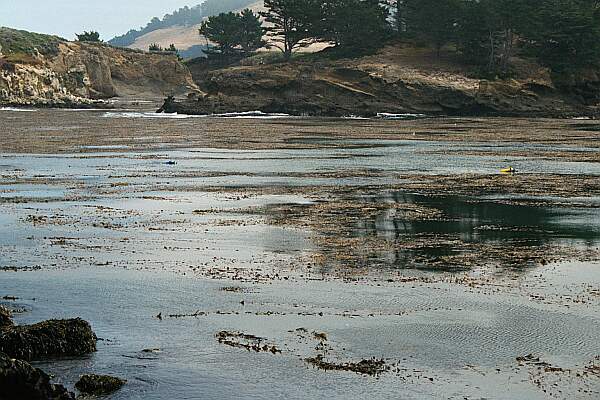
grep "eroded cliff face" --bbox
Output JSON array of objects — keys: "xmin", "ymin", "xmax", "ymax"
[
  {"xmin": 0, "ymin": 40, "xmax": 198, "ymax": 106},
  {"xmin": 166, "ymin": 46, "xmax": 600, "ymax": 118}
]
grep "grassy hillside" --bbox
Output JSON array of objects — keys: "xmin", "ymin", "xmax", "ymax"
[
  {"xmin": 0, "ymin": 27, "xmax": 64, "ymax": 57},
  {"xmin": 109, "ymin": 0, "xmax": 259, "ymax": 50},
  {"xmin": 130, "ymin": 1, "xmax": 264, "ymax": 51}
]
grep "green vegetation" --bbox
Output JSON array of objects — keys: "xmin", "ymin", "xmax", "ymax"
[
  {"xmin": 317, "ymin": 0, "xmax": 390, "ymax": 51},
  {"xmin": 200, "ymin": 9, "xmax": 264, "ymax": 57},
  {"xmin": 149, "ymin": 43, "xmax": 162, "ymax": 52},
  {"xmin": 397, "ymin": 0, "xmax": 600, "ymax": 76},
  {"xmin": 191, "ymin": 0, "xmax": 600, "ymax": 80},
  {"xmin": 0, "ymin": 27, "xmax": 63, "ymax": 57},
  {"xmin": 149, "ymin": 43, "xmax": 179, "ymax": 52},
  {"xmin": 148, "ymin": 43, "xmax": 181, "ymax": 59},
  {"xmin": 261, "ymin": 0, "xmax": 319, "ymax": 59},
  {"xmin": 76, "ymin": 31, "xmax": 101, "ymax": 42}
]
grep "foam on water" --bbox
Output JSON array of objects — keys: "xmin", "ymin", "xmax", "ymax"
[
  {"xmin": 214, "ymin": 111, "xmax": 290, "ymax": 119},
  {"xmin": 0, "ymin": 107, "xmax": 36, "ymax": 112},
  {"xmin": 102, "ymin": 111, "xmax": 291, "ymax": 120},
  {"xmin": 376, "ymin": 112, "xmax": 428, "ymax": 120},
  {"xmin": 102, "ymin": 112, "xmax": 206, "ymax": 119}
]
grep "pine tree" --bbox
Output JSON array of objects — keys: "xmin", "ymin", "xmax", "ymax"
[
  {"xmin": 523, "ymin": 0, "xmax": 600, "ymax": 73},
  {"xmin": 238, "ymin": 9, "xmax": 266, "ymax": 53},
  {"xmin": 200, "ymin": 12, "xmax": 243, "ymax": 55},
  {"xmin": 319, "ymin": 0, "xmax": 390, "ymax": 51},
  {"xmin": 199, "ymin": 9, "xmax": 265, "ymax": 57},
  {"xmin": 404, "ymin": 0, "xmax": 460, "ymax": 56},
  {"xmin": 261, "ymin": 0, "xmax": 319, "ymax": 59},
  {"xmin": 76, "ymin": 31, "xmax": 101, "ymax": 42}
]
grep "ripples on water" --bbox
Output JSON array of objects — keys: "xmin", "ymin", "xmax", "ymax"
[{"xmin": 0, "ymin": 109, "xmax": 599, "ymax": 399}]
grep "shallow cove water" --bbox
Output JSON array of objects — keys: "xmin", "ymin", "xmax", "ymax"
[{"xmin": 1, "ymin": 109, "xmax": 599, "ymax": 399}]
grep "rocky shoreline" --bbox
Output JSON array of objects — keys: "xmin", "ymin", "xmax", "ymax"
[
  {"xmin": 0, "ymin": 305, "xmax": 123, "ymax": 399},
  {"xmin": 160, "ymin": 46, "xmax": 600, "ymax": 118},
  {"xmin": 0, "ymin": 27, "xmax": 198, "ymax": 108}
]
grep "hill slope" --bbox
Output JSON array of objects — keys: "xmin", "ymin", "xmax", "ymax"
[
  {"xmin": 108, "ymin": 0, "xmax": 262, "ymax": 55},
  {"xmin": 128, "ymin": 1, "xmax": 264, "ymax": 54}
]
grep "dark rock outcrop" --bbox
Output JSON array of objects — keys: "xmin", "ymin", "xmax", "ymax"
[
  {"xmin": 0, "ymin": 318, "xmax": 97, "ymax": 361},
  {"xmin": 0, "ymin": 352, "xmax": 74, "ymax": 400},
  {"xmin": 0, "ymin": 306, "xmax": 13, "ymax": 330},
  {"xmin": 75, "ymin": 374, "xmax": 126, "ymax": 395}
]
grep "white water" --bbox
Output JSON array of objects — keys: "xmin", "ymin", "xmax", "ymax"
[
  {"xmin": 0, "ymin": 107, "xmax": 36, "ymax": 112},
  {"xmin": 102, "ymin": 111, "xmax": 291, "ymax": 119}
]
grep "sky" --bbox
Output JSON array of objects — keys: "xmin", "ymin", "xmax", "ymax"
[{"xmin": 0, "ymin": 0, "xmax": 198, "ymax": 40}]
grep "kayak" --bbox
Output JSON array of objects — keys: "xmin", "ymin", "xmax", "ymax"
[{"xmin": 500, "ymin": 167, "xmax": 516, "ymax": 174}]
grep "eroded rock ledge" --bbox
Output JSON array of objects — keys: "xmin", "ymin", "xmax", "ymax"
[
  {"xmin": 162, "ymin": 46, "xmax": 600, "ymax": 118},
  {"xmin": 0, "ymin": 27, "xmax": 198, "ymax": 107}
]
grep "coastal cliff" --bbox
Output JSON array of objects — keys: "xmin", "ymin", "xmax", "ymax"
[
  {"xmin": 162, "ymin": 45, "xmax": 600, "ymax": 118},
  {"xmin": 0, "ymin": 27, "xmax": 198, "ymax": 107}
]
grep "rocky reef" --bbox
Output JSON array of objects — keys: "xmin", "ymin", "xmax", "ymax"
[
  {"xmin": 0, "ymin": 353, "xmax": 74, "ymax": 400},
  {"xmin": 0, "ymin": 27, "xmax": 198, "ymax": 107},
  {"xmin": 0, "ymin": 305, "xmax": 100, "ymax": 399},
  {"xmin": 0, "ymin": 318, "xmax": 97, "ymax": 361},
  {"xmin": 75, "ymin": 374, "xmax": 126, "ymax": 395},
  {"xmin": 163, "ymin": 45, "xmax": 600, "ymax": 118}
]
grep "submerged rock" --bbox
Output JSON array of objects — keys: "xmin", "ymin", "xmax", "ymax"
[
  {"xmin": 0, "ymin": 352, "xmax": 74, "ymax": 400},
  {"xmin": 0, "ymin": 318, "xmax": 97, "ymax": 361},
  {"xmin": 75, "ymin": 374, "xmax": 126, "ymax": 395},
  {"xmin": 0, "ymin": 305, "xmax": 13, "ymax": 330}
]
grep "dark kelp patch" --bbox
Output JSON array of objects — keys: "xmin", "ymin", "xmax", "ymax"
[
  {"xmin": 305, "ymin": 354, "xmax": 388, "ymax": 376},
  {"xmin": 216, "ymin": 331, "xmax": 282, "ymax": 354}
]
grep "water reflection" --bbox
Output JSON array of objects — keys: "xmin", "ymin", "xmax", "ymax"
[{"xmin": 352, "ymin": 192, "xmax": 600, "ymax": 270}]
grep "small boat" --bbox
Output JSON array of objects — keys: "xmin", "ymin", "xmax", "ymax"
[{"xmin": 500, "ymin": 166, "xmax": 516, "ymax": 174}]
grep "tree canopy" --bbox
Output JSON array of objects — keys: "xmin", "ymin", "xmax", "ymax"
[
  {"xmin": 76, "ymin": 31, "xmax": 101, "ymax": 42},
  {"xmin": 200, "ymin": 9, "xmax": 265, "ymax": 57},
  {"xmin": 191, "ymin": 0, "xmax": 600, "ymax": 78},
  {"xmin": 261, "ymin": 0, "xmax": 320, "ymax": 59},
  {"xmin": 396, "ymin": 0, "xmax": 600, "ymax": 75}
]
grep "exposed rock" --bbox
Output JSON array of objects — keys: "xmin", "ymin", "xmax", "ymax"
[
  {"xmin": 0, "ymin": 27, "xmax": 199, "ymax": 107},
  {"xmin": 0, "ymin": 318, "xmax": 97, "ymax": 361},
  {"xmin": 75, "ymin": 374, "xmax": 126, "ymax": 395},
  {"xmin": 0, "ymin": 352, "xmax": 74, "ymax": 400},
  {"xmin": 0, "ymin": 306, "xmax": 13, "ymax": 330},
  {"xmin": 164, "ymin": 45, "xmax": 599, "ymax": 118}
]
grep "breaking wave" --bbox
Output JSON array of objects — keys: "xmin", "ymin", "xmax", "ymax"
[
  {"xmin": 102, "ymin": 111, "xmax": 290, "ymax": 119},
  {"xmin": 0, "ymin": 107, "xmax": 36, "ymax": 112}
]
